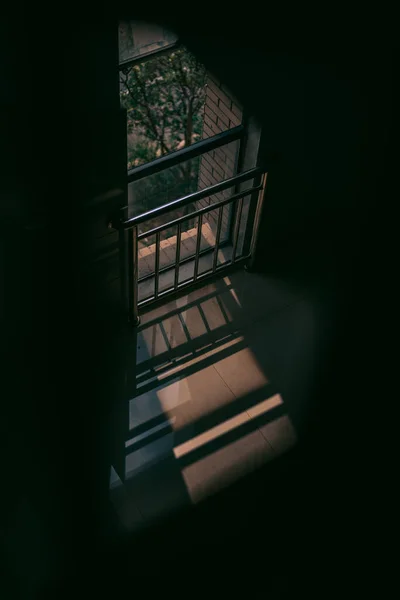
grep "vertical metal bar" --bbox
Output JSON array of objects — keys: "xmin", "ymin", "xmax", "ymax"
[
  {"xmin": 131, "ymin": 225, "xmax": 140, "ymax": 325},
  {"xmin": 241, "ymin": 172, "xmax": 263, "ymax": 259},
  {"xmin": 212, "ymin": 207, "xmax": 224, "ymax": 272},
  {"xmin": 227, "ymin": 118, "xmax": 246, "ymax": 241},
  {"xmin": 231, "ymin": 196, "xmax": 244, "ymax": 263},
  {"xmin": 119, "ymin": 205, "xmax": 130, "ymax": 319},
  {"xmin": 248, "ymin": 172, "xmax": 268, "ymax": 266},
  {"xmin": 119, "ymin": 226, "xmax": 127, "ymax": 314},
  {"xmin": 127, "ymin": 228, "xmax": 134, "ymax": 321},
  {"xmin": 154, "ymin": 231, "xmax": 161, "ymax": 299},
  {"xmin": 174, "ymin": 223, "xmax": 182, "ymax": 290},
  {"xmin": 193, "ymin": 215, "xmax": 203, "ymax": 281}
]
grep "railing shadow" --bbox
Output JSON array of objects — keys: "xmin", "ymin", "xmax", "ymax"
[
  {"xmin": 108, "ymin": 244, "xmax": 336, "ymax": 546},
  {"xmin": 110, "ymin": 273, "xmax": 245, "ymax": 487},
  {"xmin": 101, "ymin": 260, "xmax": 340, "ymax": 600}
]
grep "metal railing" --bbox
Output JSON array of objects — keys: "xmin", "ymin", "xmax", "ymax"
[
  {"xmin": 126, "ymin": 124, "xmax": 244, "ymax": 184},
  {"xmin": 119, "ymin": 165, "xmax": 268, "ymax": 325}
]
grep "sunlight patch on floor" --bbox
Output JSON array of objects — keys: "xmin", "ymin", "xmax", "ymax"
[
  {"xmin": 173, "ymin": 393, "xmax": 283, "ymax": 459},
  {"xmin": 179, "ymin": 406, "xmax": 297, "ymax": 504},
  {"xmin": 180, "ymin": 430, "xmax": 273, "ymax": 504}
]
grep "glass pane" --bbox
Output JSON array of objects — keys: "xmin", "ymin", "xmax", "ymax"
[
  {"xmin": 128, "ymin": 154, "xmax": 202, "ymax": 232},
  {"xmin": 120, "ymin": 46, "xmax": 206, "ymax": 170},
  {"xmin": 119, "ymin": 21, "xmax": 178, "ymax": 64},
  {"xmin": 127, "ymin": 139, "xmax": 241, "ymax": 240}
]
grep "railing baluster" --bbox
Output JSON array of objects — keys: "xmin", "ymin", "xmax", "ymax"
[
  {"xmin": 248, "ymin": 172, "xmax": 268, "ymax": 267},
  {"xmin": 231, "ymin": 195, "xmax": 244, "ymax": 263},
  {"xmin": 122, "ymin": 167, "xmax": 269, "ymax": 317},
  {"xmin": 193, "ymin": 215, "xmax": 203, "ymax": 281},
  {"xmin": 174, "ymin": 223, "xmax": 182, "ymax": 290},
  {"xmin": 131, "ymin": 225, "xmax": 139, "ymax": 325},
  {"xmin": 136, "ymin": 184, "xmax": 263, "ymax": 241},
  {"xmin": 212, "ymin": 207, "xmax": 224, "ymax": 273},
  {"xmin": 124, "ymin": 166, "xmax": 264, "ymax": 229},
  {"xmin": 154, "ymin": 231, "xmax": 161, "ymax": 299}
]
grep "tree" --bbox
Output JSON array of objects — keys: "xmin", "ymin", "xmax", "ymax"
[
  {"xmin": 120, "ymin": 47, "xmax": 206, "ymax": 168},
  {"xmin": 120, "ymin": 47, "xmax": 206, "ymax": 226}
]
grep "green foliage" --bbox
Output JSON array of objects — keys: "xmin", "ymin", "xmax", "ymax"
[
  {"xmin": 120, "ymin": 46, "xmax": 206, "ymax": 226},
  {"xmin": 120, "ymin": 47, "xmax": 206, "ymax": 168},
  {"xmin": 127, "ymin": 135, "xmax": 158, "ymax": 166}
]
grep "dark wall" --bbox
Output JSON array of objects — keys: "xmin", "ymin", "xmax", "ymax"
[
  {"xmin": 152, "ymin": 16, "xmax": 394, "ymax": 462},
  {"xmin": 1, "ymin": 15, "xmax": 129, "ymax": 596},
  {"xmin": 169, "ymin": 39, "xmax": 386, "ymax": 279}
]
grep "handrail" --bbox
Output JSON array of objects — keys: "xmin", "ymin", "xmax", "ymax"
[
  {"xmin": 123, "ymin": 164, "xmax": 269, "ymax": 325},
  {"xmin": 127, "ymin": 125, "xmax": 244, "ymax": 184},
  {"xmin": 137, "ymin": 184, "xmax": 263, "ymax": 240},
  {"xmin": 123, "ymin": 165, "xmax": 264, "ymax": 229}
]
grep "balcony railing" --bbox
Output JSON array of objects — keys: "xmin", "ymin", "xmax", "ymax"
[
  {"xmin": 116, "ymin": 168, "xmax": 267, "ymax": 325},
  {"xmin": 126, "ymin": 124, "xmax": 244, "ymax": 184},
  {"xmin": 112, "ymin": 126, "xmax": 268, "ymax": 325}
]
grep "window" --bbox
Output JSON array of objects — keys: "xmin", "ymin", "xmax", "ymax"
[
  {"xmin": 118, "ymin": 21, "xmax": 244, "ymax": 172},
  {"xmin": 120, "ymin": 47, "xmax": 206, "ymax": 169},
  {"xmin": 118, "ymin": 21, "xmax": 247, "ymax": 247}
]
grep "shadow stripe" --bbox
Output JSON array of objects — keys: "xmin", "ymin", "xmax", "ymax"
[
  {"xmin": 176, "ymin": 405, "xmax": 285, "ymax": 469},
  {"xmin": 132, "ymin": 335, "xmax": 247, "ymax": 397}
]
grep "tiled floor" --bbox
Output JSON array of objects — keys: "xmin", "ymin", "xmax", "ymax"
[{"xmin": 110, "ymin": 268, "xmax": 329, "ymax": 532}]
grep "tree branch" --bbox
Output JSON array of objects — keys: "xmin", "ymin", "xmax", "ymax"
[{"xmin": 131, "ymin": 68, "xmax": 169, "ymax": 153}]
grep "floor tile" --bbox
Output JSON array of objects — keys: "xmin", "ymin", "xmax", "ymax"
[
  {"xmin": 209, "ymin": 344, "xmax": 270, "ymax": 398},
  {"xmin": 198, "ymin": 296, "xmax": 231, "ymax": 330},
  {"xmin": 136, "ymin": 324, "xmax": 169, "ymax": 363},
  {"xmin": 131, "ymin": 357, "xmax": 236, "ymax": 432},
  {"xmin": 173, "ymin": 409, "xmax": 250, "ymax": 459},
  {"xmin": 258, "ymin": 414, "xmax": 298, "ymax": 456},
  {"xmin": 160, "ymin": 313, "xmax": 188, "ymax": 349},
  {"xmin": 129, "ymin": 388, "xmax": 163, "ymax": 430},
  {"xmin": 113, "ymin": 267, "xmax": 326, "ymax": 534},
  {"xmin": 123, "ymin": 456, "xmax": 191, "ymax": 522},
  {"xmin": 178, "ymin": 305, "xmax": 209, "ymax": 340},
  {"xmin": 180, "ymin": 428, "xmax": 274, "ymax": 504},
  {"xmin": 139, "ymin": 280, "xmax": 220, "ymax": 326},
  {"xmin": 236, "ymin": 297, "xmax": 320, "ymax": 430},
  {"xmin": 246, "ymin": 394, "xmax": 284, "ymax": 419},
  {"xmin": 129, "ymin": 381, "xmax": 191, "ymax": 430},
  {"xmin": 218, "ymin": 271, "xmax": 303, "ymax": 329},
  {"xmin": 125, "ymin": 432, "xmax": 175, "ymax": 478},
  {"xmin": 156, "ymin": 365, "xmax": 236, "ymax": 427},
  {"xmin": 109, "ymin": 473, "xmax": 144, "ymax": 531},
  {"xmin": 173, "ymin": 366, "xmax": 235, "ymax": 424}
]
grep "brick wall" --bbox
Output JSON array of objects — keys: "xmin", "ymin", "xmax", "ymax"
[{"xmin": 197, "ymin": 74, "xmax": 243, "ymax": 239}]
